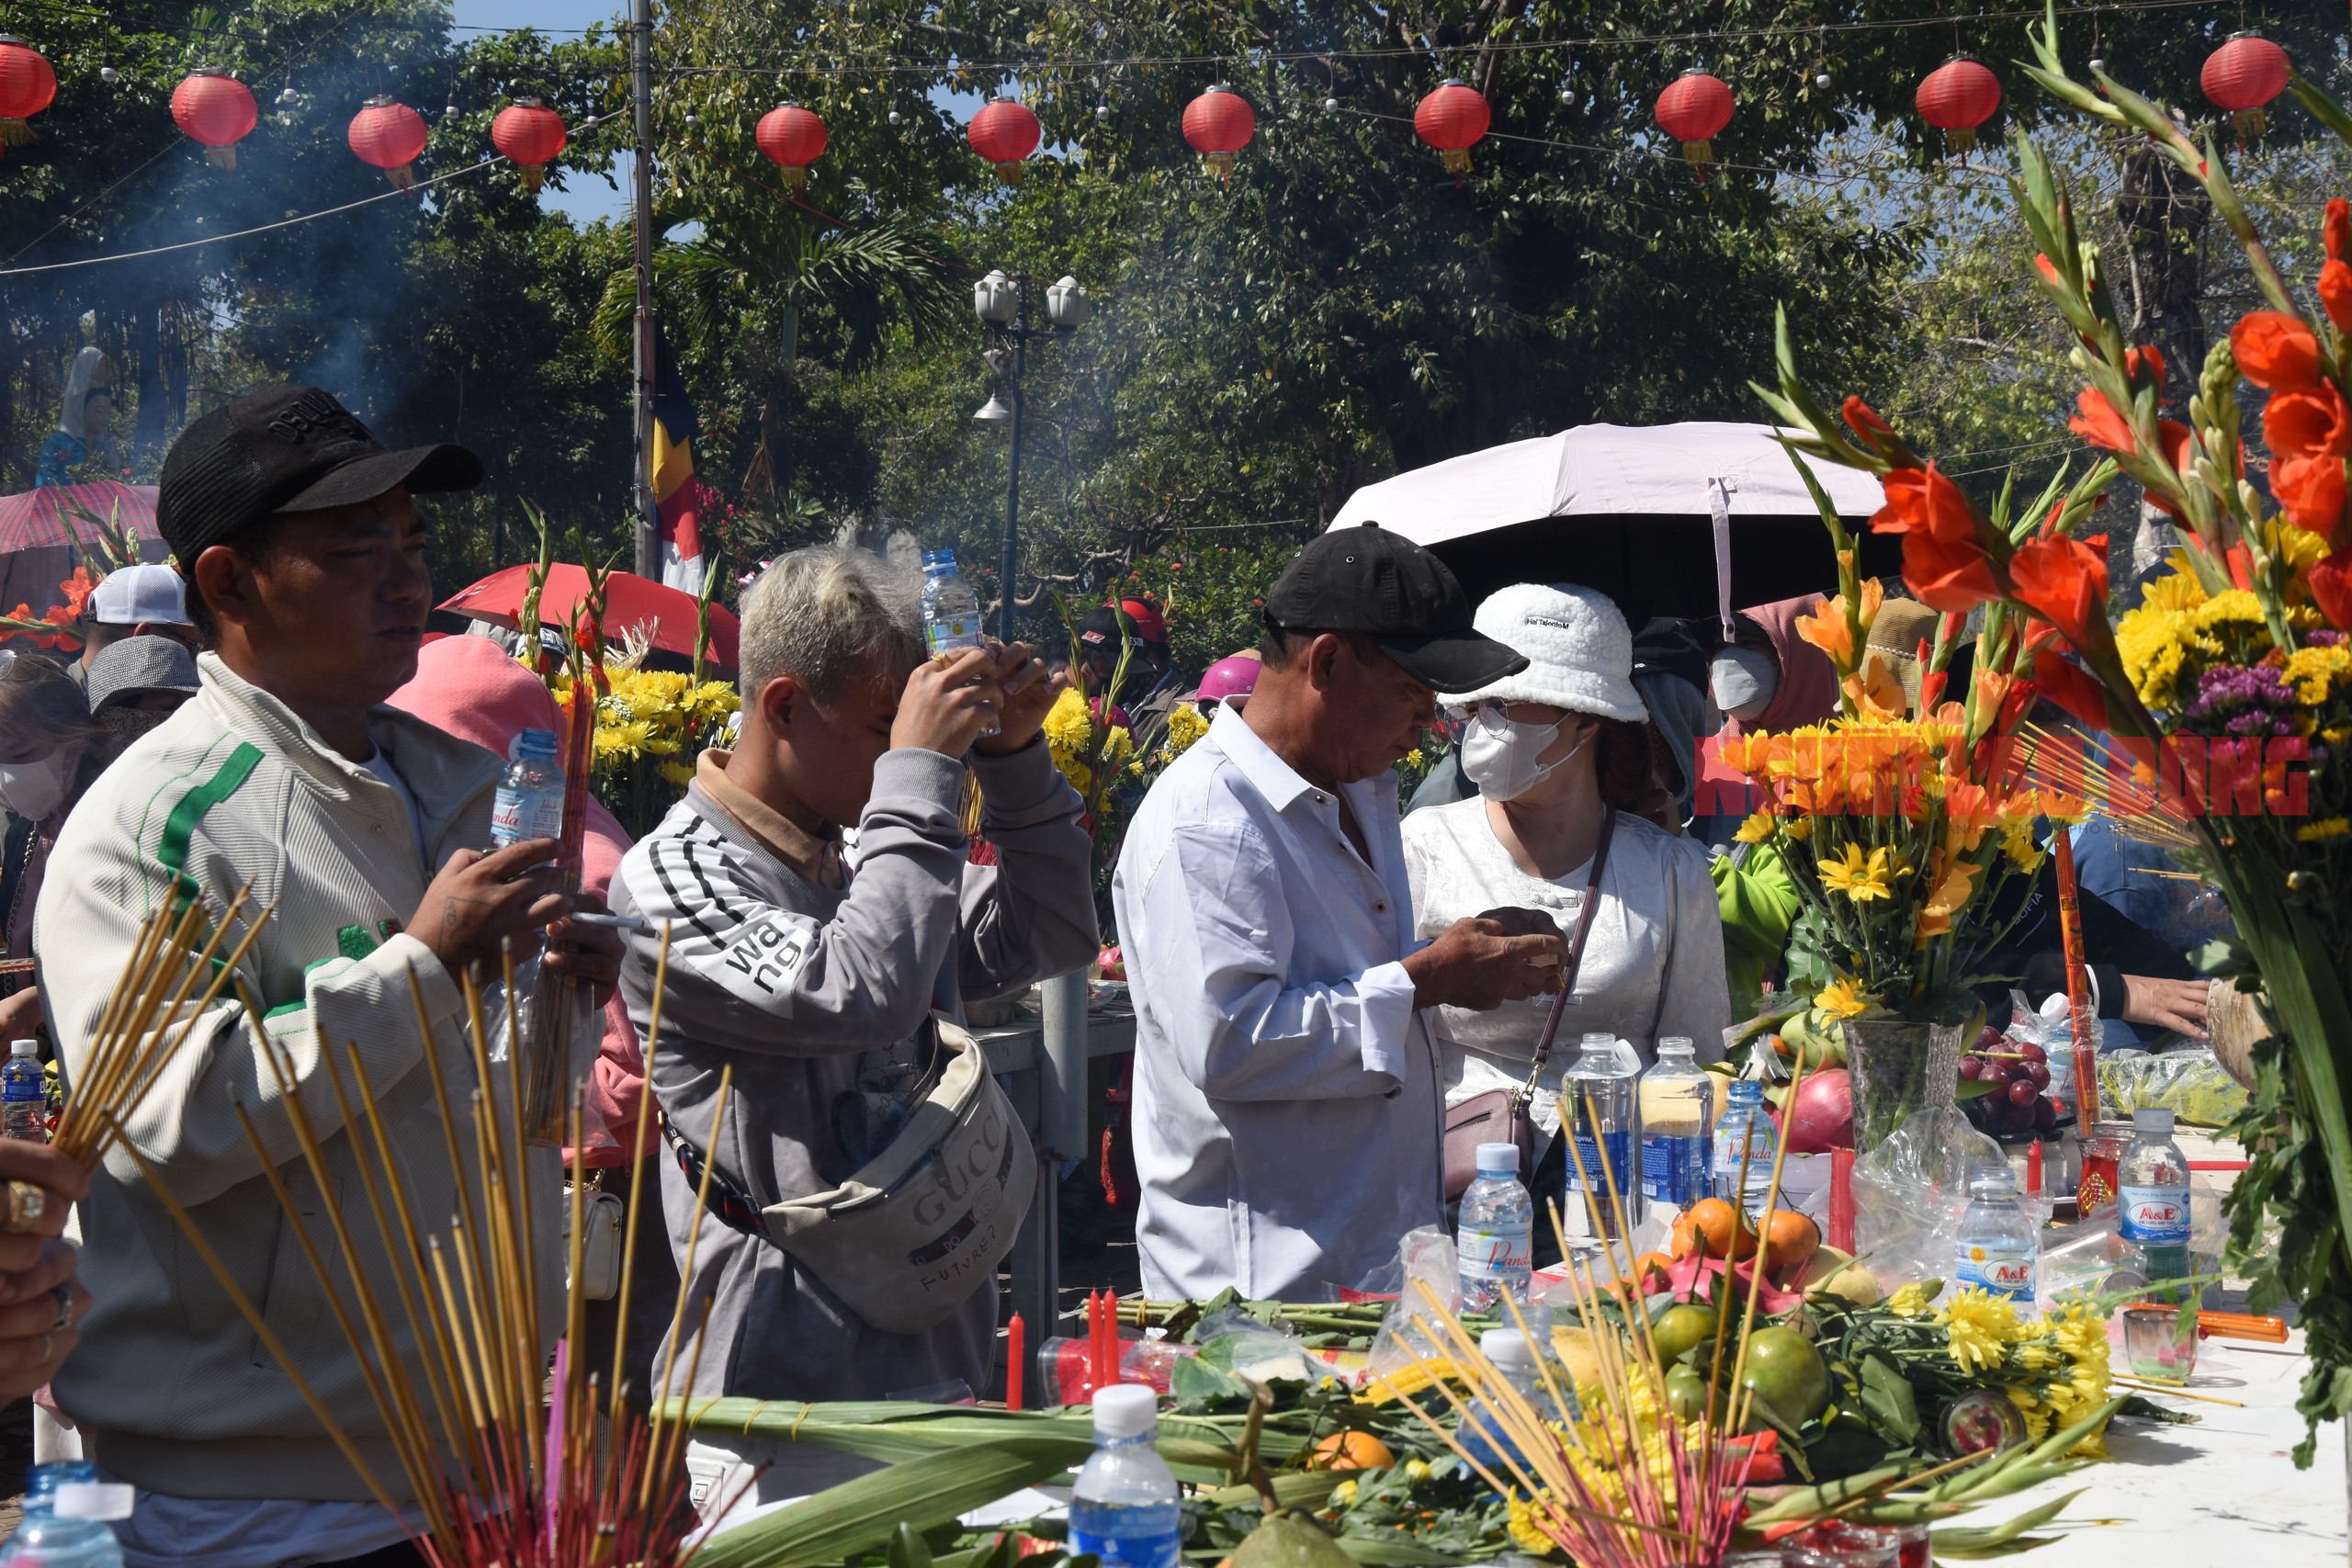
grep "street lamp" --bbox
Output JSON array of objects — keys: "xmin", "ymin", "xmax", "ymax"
[{"xmin": 973, "ymin": 268, "xmax": 1088, "ymax": 641}]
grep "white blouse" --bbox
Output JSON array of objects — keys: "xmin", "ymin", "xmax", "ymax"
[{"xmin": 1400, "ymin": 796, "xmax": 1731, "ymax": 1134}]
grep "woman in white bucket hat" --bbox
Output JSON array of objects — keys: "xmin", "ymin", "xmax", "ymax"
[{"xmin": 1401, "ymin": 583, "xmax": 1729, "ymax": 1248}]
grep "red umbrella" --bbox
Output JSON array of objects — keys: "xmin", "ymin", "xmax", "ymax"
[{"xmin": 439, "ymin": 564, "xmax": 740, "ymax": 669}]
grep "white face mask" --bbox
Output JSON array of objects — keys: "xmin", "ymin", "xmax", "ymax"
[
  {"xmin": 1709, "ymin": 648, "xmax": 1781, "ymax": 722},
  {"xmin": 1458, "ymin": 705, "xmax": 1584, "ymax": 802},
  {"xmin": 0, "ymin": 752, "xmax": 71, "ymax": 821}
]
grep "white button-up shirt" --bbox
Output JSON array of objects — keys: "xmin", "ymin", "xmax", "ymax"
[{"xmin": 1113, "ymin": 703, "xmax": 1444, "ymax": 1301}]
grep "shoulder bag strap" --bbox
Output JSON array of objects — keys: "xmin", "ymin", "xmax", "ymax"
[{"xmin": 1520, "ymin": 806, "xmax": 1620, "ymax": 1089}]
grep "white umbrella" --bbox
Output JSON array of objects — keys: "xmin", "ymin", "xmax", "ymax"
[{"xmin": 1329, "ymin": 422, "xmax": 1890, "ymax": 636}]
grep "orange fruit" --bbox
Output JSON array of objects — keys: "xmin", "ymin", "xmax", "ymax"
[
  {"xmin": 1670, "ymin": 1209, "xmax": 1702, "ymax": 1258},
  {"xmin": 1761, "ymin": 1209, "xmax": 1821, "ymax": 1279},
  {"xmin": 1311, "ymin": 1430, "xmax": 1396, "ymax": 1472},
  {"xmin": 1688, "ymin": 1197, "xmax": 1758, "ymax": 1261},
  {"xmin": 1632, "ymin": 1249, "xmax": 1676, "ymax": 1287}
]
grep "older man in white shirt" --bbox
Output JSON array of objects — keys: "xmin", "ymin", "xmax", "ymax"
[{"xmin": 1114, "ymin": 522, "xmax": 1566, "ymax": 1301}]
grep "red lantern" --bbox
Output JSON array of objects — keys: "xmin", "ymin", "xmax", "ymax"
[
  {"xmin": 492, "ymin": 96, "xmax": 566, "ymax": 192},
  {"xmin": 1182, "ymin": 84, "xmax": 1255, "ymax": 182},
  {"xmin": 2202, "ymin": 31, "xmax": 2290, "ymax": 136},
  {"xmin": 0, "ymin": 37, "xmax": 57, "ymax": 146},
  {"xmin": 1917, "ymin": 54, "xmax": 2000, "ymax": 152},
  {"xmin": 754, "ymin": 102, "xmax": 826, "ymax": 193},
  {"xmin": 171, "ymin": 68, "xmax": 258, "ymax": 170},
  {"xmin": 349, "ymin": 96, "xmax": 429, "ymax": 189},
  {"xmin": 967, "ymin": 99, "xmax": 1041, "ymax": 186},
  {"xmin": 1413, "ymin": 78, "xmax": 1490, "ymax": 178},
  {"xmin": 1656, "ymin": 68, "xmax": 1734, "ymax": 167}
]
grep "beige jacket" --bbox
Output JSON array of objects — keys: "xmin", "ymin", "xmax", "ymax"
[{"xmin": 35, "ymin": 653, "xmax": 560, "ymax": 1501}]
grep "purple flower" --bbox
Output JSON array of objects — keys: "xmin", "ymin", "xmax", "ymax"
[{"xmin": 2183, "ymin": 662, "xmax": 2300, "ymax": 737}]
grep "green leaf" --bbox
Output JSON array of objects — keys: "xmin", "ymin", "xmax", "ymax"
[
  {"xmin": 1929, "ymin": 1489, "xmax": 2087, "ymax": 1556},
  {"xmin": 695, "ymin": 1437, "xmax": 1094, "ymax": 1568},
  {"xmin": 1856, "ymin": 1353, "xmax": 1921, "ymax": 1445}
]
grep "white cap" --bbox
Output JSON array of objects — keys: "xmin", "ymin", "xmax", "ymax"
[
  {"xmin": 53, "ymin": 1481, "xmax": 134, "ymax": 1521},
  {"xmin": 1476, "ymin": 1141, "xmax": 1520, "ymax": 1175},
  {"xmin": 89, "ymin": 563, "xmax": 190, "ymax": 627},
  {"xmin": 9, "ymin": 1040, "xmax": 35, "ymax": 1058},
  {"xmin": 1480, "ymin": 1327, "xmax": 1533, "ymax": 1371},
  {"xmin": 1438, "ymin": 582, "xmax": 1648, "ymax": 723},
  {"xmin": 1092, "ymin": 1382, "xmax": 1158, "ymax": 1438},
  {"xmin": 2133, "ymin": 1106, "xmax": 2176, "ymax": 1134}
]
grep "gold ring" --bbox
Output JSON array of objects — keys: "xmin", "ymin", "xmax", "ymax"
[{"xmin": 1, "ymin": 1182, "xmax": 46, "ymax": 1235}]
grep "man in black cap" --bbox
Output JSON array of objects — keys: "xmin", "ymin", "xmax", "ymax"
[
  {"xmin": 35, "ymin": 387, "xmax": 617, "ymax": 1568},
  {"xmin": 1111, "ymin": 521, "xmax": 1566, "ymax": 1301}
]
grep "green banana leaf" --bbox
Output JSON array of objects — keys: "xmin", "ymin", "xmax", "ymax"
[
  {"xmin": 663, "ymin": 1396, "xmax": 1247, "ymax": 1481},
  {"xmin": 694, "ymin": 1436, "xmax": 1093, "ymax": 1568}
]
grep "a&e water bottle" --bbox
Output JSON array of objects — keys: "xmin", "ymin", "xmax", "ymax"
[
  {"xmin": 2119, "ymin": 1106, "xmax": 2193, "ymax": 1297},
  {"xmin": 1068, "ymin": 1383, "xmax": 1181, "ymax": 1568},
  {"xmin": 1712, "ymin": 1079, "xmax": 1778, "ymax": 1222},
  {"xmin": 1457, "ymin": 1142, "xmax": 1534, "ymax": 1313},
  {"xmin": 1956, "ymin": 1166, "xmax": 2040, "ymax": 1312},
  {"xmin": 3, "ymin": 1040, "xmax": 47, "ymax": 1144},
  {"xmin": 1639, "ymin": 1037, "xmax": 1712, "ymax": 1210},
  {"xmin": 490, "ymin": 728, "xmax": 563, "ymax": 848},
  {"xmin": 1563, "ymin": 1033, "xmax": 1643, "ymax": 1236},
  {"xmin": 0, "ymin": 1478, "xmax": 133, "ymax": 1568}
]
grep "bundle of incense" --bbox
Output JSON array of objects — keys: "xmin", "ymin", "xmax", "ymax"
[
  {"xmin": 112, "ymin": 926, "xmax": 733, "ymax": 1566},
  {"xmin": 2052, "ymin": 832, "xmax": 2102, "ymax": 1128},
  {"xmin": 54, "ymin": 887, "xmax": 270, "ymax": 1168}
]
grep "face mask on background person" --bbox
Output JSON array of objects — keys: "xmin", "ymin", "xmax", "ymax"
[
  {"xmin": 0, "ymin": 752, "xmax": 72, "ymax": 821},
  {"xmin": 1457, "ymin": 704, "xmax": 1585, "ymax": 802},
  {"xmin": 1709, "ymin": 647, "xmax": 1781, "ymax": 722}
]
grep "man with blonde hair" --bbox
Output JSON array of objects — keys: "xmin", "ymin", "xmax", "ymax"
[{"xmin": 610, "ymin": 545, "xmax": 1094, "ymax": 1478}]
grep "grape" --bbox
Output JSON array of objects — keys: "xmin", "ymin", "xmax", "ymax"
[
  {"xmin": 1977, "ymin": 1026, "xmax": 2004, "ymax": 1051},
  {"xmin": 2034, "ymin": 1096, "xmax": 2058, "ymax": 1131},
  {"xmin": 1991, "ymin": 1059, "xmax": 2023, "ymax": 1084},
  {"xmin": 1959, "ymin": 1056, "xmax": 1987, "ymax": 1081},
  {"xmin": 2017, "ymin": 1042, "xmax": 2049, "ymax": 1066},
  {"xmin": 2007, "ymin": 1079, "xmax": 2041, "ymax": 1109},
  {"xmin": 2025, "ymin": 1061, "xmax": 2051, "ymax": 1089}
]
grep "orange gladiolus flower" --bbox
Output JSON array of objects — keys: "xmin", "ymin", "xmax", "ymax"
[
  {"xmin": 2231, "ymin": 310, "xmax": 2324, "ymax": 392},
  {"xmin": 2327, "ymin": 198, "xmax": 2350, "ymax": 263},
  {"xmin": 2266, "ymin": 380, "xmax": 2352, "ymax": 534},
  {"xmin": 1842, "ymin": 396, "xmax": 1894, "ymax": 442},
  {"xmin": 2007, "ymin": 534, "xmax": 2110, "ymax": 649},
  {"xmin": 1844, "ymin": 655, "xmax": 1907, "ymax": 721},
  {"xmin": 2034, "ymin": 254, "xmax": 2062, "ymax": 289},
  {"xmin": 2324, "ymin": 261, "xmax": 2352, "ymax": 333},
  {"xmin": 1795, "ymin": 596, "xmax": 1855, "ymax": 664},
  {"xmin": 2067, "ymin": 387, "xmax": 2135, "ymax": 454}
]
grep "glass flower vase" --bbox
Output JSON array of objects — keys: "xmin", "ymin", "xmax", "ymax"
[{"xmin": 1838, "ymin": 1016, "xmax": 1968, "ymax": 1155}]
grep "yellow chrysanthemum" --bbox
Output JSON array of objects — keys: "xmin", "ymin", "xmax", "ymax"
[
  {"xmin": 1816, "ymin": 978, "xmax": 1873, "ymax": 1020},
  {"xmin": 1161, "ymin": 702, "xmax": 1209, "ymax": 756},
  {"xmin": 1886, "ymin": 1282, "xmax": 1935, "ymax": 1317},
  {"xmin": 1733, "ymin": 810, "xmax": 1777, "ymax": 845},
  {"xmin": 1784, "ymin": 814, "xmax": 1814, "ymax": 841},
  {"xmin": 1943, "ymin": 1287, "xmax": 2018, "ymax": 1374},
  {"xmin": 656, "ymin": 759, "xmax": 695, "ymax": 785},
  {"xmin": 1998, "ymin": 816, "xmax": 2045, "ymax": 874},
  {"xmin": 1041, "ymin": 688, "xmax": 1094, "ymax": 751},
  {"xmin": 1818, "ymin": 842, "xmax": 1895, "ymax": 902},
  {"xmin": 2282, "ymin": 645, "xmax": 2352, "ymax": 706},
  {"xmin": 595, "ymin": 718, "xmax": 654, "ymax": 758},
  {"xmin": 2298, "ymin": 818, "xmax": 2352, "ymax": 843},
  {"xmin": 1505, "ymin": 1494, "xmax": 1564, "ymax": 1557},
  {"xmin": 2140, "ymin": 570, "xmax": 2208, "ymax": 615}
]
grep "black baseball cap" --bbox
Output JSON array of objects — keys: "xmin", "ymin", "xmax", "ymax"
[
  {"xmin": 1265, "ymin": 521, "xmax": 1527, "ymax": 692},
  {"xmin": 1077, "ymin": 605, "xmax": 1140, "ymax": 649},
  {"xmin": 157, "ymin": 385, "xmax": 484, "ymax": 565}
]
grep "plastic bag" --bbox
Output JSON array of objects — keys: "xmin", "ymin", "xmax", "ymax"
[
  {"xmin": 1849, "ymin": 1107, "xmax": 2003, "ymax": 1291},
  {"xmin": 481, "ymin": 952, "xmax": 602, "ymax": 1144},
  {"xmin": 1365, "ymin": 1226, "xmax": 1462, "ymax": 1389},
  {"xmin": 2097, "ymin": 1047, "xmax": 2249, "ymax": 1128}
]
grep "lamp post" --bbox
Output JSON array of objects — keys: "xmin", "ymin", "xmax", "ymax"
[{"xmin": 974, "ymin": 270, "xmax": 1089, "ymax": 642}]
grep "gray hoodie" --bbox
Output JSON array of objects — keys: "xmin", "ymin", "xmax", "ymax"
[{"xmin": 609, "ymin": 739, "xmax": 1094, "ymax": 1404}]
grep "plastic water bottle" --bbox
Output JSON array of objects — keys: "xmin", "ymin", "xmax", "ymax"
[
  {"xmin": 0, "ymin": 1479, "xmax": 132, "ymax": 1567},
  {"xmin": 490, "ymin": 728, "xmax": 562, "ymax": 848},
  {"xmin": 1712, "ymin": 1079, "xmax": 1778, "ymax": 1222},
  {"xmin": 1459, "ymin": 1327, "xmax": 1561, "ymax": 1483},
  {"xmin": 3, "ymin": 1041, "xmax": 46, "ymax": 1144},
  {"xmin": 1956, "ymin": 1166, "xmax": 2040, "ymax": 1312},
  {"xmin": 919, "ymin": 550, "xmax": 985, "ymax": 655},
  {"xmin": 1067, "ymin": 1383, "xmax": 1180, "ymax": 1568},
  {"xmin": 1639, "ymin": 1037, "xmax": 1712, "ymax": 1209},
  {"xmin": 1457, "ymin": 1142, "xmax": 1534, "ymax": 1313},
  {"xmin": 2119, "ymin": 1106, "xmax": 2193, "ymax": 1296},
  {"xmin": 1563, "ymin": 1032, "xmax": 1643, "ymax": 1236}
]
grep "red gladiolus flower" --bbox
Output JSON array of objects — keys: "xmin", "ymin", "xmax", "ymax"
[
  {"xmin": 2125, "ymin": 343, "xmax": 2166, "ymax": 390},
  {"xmin": 2068, "ymin": 387, "xmax": 2136, "ymax": 453},
  {"xmin": 2328, "ymin": 198, "xmax": 2350, "ymax": 264},
  {"xmin": 2034, "ymin": 254, "xmax": 2062, "ymax": 288},
  {"xmin": 2008, "ymin": 533, "xmax": 2109, "ymax": 648},
  {"xmin": 2322, "ymin": 260, "xmax": 2352, "ymax": 333},
  {"xmin": 2232, "ymin": 310, "xmax": 2324, "ymax": 391},
  {"xmin": 1903, "ymin": 527, "xmax": 2003, "ymax": 613},
  {"xmin": 2032, "ymin": 646, "xmax": 2111, "ymax": 732},
  {"xmin": 2311, "ymin": 552, "xmax": 2352, "ymax": 633},
  {"xmin": 1843, "ymin": 396, "xmax": 1894, "ymax": 440},
  {"xmin": 1873, "ymin": 464, "xmax": 1999, "ymax": 612},
  {"xmin": 2265, "ymin": 380, "xmax": 2352, "ymax": 533},
  {"xmin": 1871, "ymin": 463, "xmax": 1974, "ymax": 541}
]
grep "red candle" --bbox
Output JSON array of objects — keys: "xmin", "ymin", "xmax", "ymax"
[
  {"xmin": 2025, "ymin": 1134, "xmax": 2044, "ymax": 1197},
  {"xmin": 1006, "ymin": 1311, "xmax": 1026, "ymax": 1410},
  {"xmin": 1827, "ymin": 1147, "xmax": 1856, "ymax": 1252}
]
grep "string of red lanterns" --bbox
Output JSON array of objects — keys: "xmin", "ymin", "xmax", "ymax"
[{"xmin": 0, "ymin": 30, "xmax": 2314, "ymax": 198}]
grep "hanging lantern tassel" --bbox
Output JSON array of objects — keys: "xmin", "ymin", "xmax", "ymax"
[
  {"xmin": 0, "ymin": 36, "xmax": 58, "ymax": 145},
  {"xmin": 350, "ymin": 96, "xmax": 430, "ymax": 190},
  {"xmin": 1656, "ymin": 68, "xmax": 1735, "ymax": 172},
  {"xmin": 1413, "ymin": 78, "xmax": 1490, "ymax": 184},
  {"xmin": 1182, "ymin": 84, "xmax": 1256, "ymax": 185},
  {"xmin": 2201, "ymin": 30, "xmax": 2289, "ymax": 139}
]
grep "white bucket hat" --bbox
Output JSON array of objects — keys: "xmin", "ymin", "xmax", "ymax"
[{"xmin": 1439, "ymin": 582, "xmax": 1649, "ymax": 723}]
